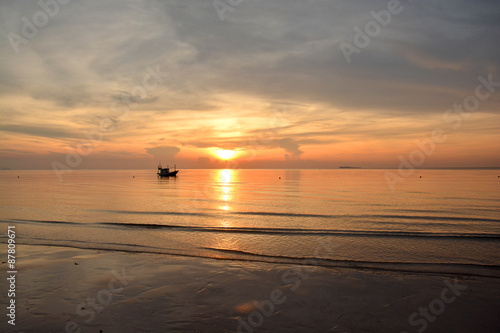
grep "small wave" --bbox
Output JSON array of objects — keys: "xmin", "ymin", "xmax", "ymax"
[
  {"xmin": 5, "ymin": 219, "xmax": 499, "ymax": 240},
  {"xmin": 201, "ymin": 247, "xmax": 500, "ymax": 278},
  {"xmin": 235, "ymin": 211, "xmax": 334, "ymax": 218},
  {"xmin": 9, "ymin": 218, "xmax": 81, "ymax": 225},
  {"xmin": 93, "ymin": 209, "xmax": 500, "ymax": 224},
  {"xmin": 235, "ymin": 211, "xmax": 500, "ymax": 223},
  {"xmin": 361, "ymin": 214, "xmax": 500, "ymax": 223},
  {"xmin": 96, "ymin": 210, "xmax": 212, "ymax": 217},
  {"xmin": 100, "ymin": 222, "xmax": 500, "ymax": 240}
]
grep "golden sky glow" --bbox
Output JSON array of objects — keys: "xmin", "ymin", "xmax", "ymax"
[{"xmin": 1, "ymin": 1, "xmax": 499, "ymax": 169}]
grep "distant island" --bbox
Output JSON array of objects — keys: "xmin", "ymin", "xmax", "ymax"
[{"xmin": 339, "ymin": 166, "xmax": 361, "ymax": 169}]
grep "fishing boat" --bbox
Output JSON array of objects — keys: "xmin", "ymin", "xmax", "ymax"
[{"xmin": 157, "ymin": 163, "xmax": 179, "ymax": 177}]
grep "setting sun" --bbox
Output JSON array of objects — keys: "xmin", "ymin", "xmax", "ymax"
[{"xmin": 215, "ymin": 149, "xmax": 237, "ymax": 160}]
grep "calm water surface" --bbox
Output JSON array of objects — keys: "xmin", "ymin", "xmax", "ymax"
[{"xmin": 1, "ymin": 169, "xmax": 499, "ymax": 276}]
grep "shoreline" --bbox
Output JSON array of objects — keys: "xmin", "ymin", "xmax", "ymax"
[
  {"xmin": 1, "ymin": 244, "xmax": 499, "ymax": 332},
  {"xmin": 6, "ymin": 237, "xmax": 500, "ymax": 279}
]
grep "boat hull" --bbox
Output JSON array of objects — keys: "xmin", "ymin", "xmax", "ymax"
[{"xmin": 157, "ymin": 170, "xmax": 179, "ymax": 177}]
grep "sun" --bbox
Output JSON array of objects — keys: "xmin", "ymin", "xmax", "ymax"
[{"xmin": 216, "ymin": 149, "xmax": 237, "ymax": 160}]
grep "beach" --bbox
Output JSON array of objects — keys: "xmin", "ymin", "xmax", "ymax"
[{"xmin": 2, "ymin": 244, "xmax": 499, "ymax": 333}]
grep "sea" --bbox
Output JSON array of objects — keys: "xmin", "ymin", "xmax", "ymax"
[{"xmin": 1, "ymin": 169, "xmax": 499, "ymax": 278}]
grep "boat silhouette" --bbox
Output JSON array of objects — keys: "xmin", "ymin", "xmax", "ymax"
[{"xmin": 157, "ymin": 163, "xmax": 179, "ymax": 177}]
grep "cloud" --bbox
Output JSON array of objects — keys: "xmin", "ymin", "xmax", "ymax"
[
  {"xmin": 145, "ymin": 146, "xmax": 180, "ymax": 161},
  {"xmin": 113, "ymin": 91, "xmax": 159, "ymax": 105},
  {"xmin": 277, "ymin": 138, "xmax": 303, "ymax": 160},
  {"xmin": 0, "ymin": 124, "xmax": 81, "ymax": 139}
]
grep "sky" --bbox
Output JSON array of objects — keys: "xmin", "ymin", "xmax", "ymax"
[{"xmin": 1, "ymin": 0, "xmax": 499, "ymax": 170}]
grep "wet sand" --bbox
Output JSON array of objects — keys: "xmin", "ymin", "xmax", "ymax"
[{"xmin": 1, "ymin": 245, "xmax": 499, "ymax": 333}]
